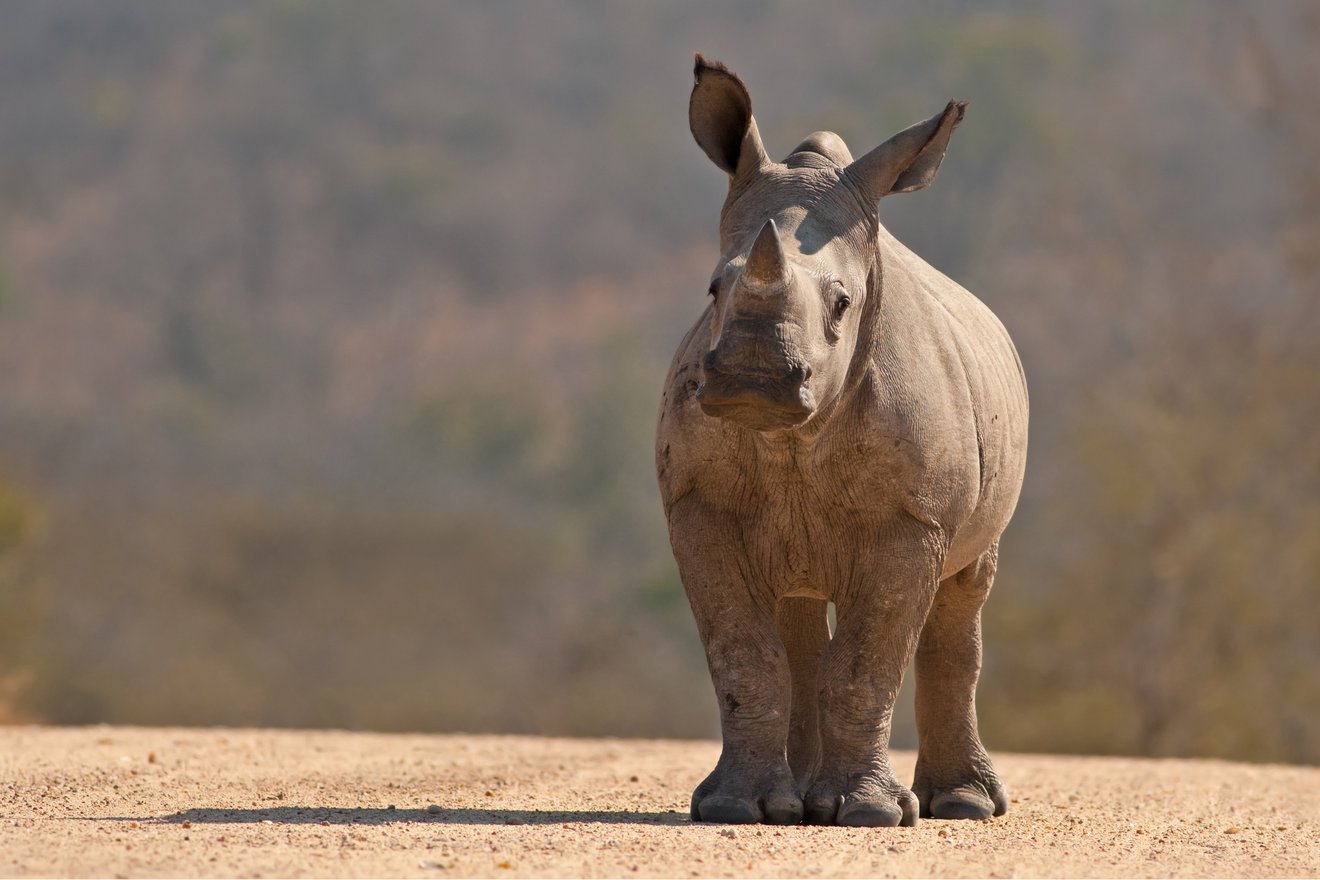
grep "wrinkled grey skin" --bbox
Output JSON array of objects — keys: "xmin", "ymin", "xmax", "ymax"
[{"xmin": 656, "ymin": 57, "xmax": 1029, "ymax": 827}]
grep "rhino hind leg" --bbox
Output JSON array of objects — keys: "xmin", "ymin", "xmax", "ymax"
[
  {"xmin": 776, "ymin": 595, "xmax": 830, "ymax": 792},
  {"xmin": 912, "ymin": 543, "xmax": 1009, "ymax": 820}
]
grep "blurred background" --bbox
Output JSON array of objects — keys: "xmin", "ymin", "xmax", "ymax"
[{"xmin": 0, "ymin": 1, "xmax": 1316, "ymax": 764}]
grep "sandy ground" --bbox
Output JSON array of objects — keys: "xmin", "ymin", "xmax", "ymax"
[{"xmin": 0, "ymin": 727, "xmax": 1317, "ymax": 878}]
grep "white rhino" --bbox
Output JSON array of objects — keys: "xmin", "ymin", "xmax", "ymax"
[{"xmin": 656, "ymin": 56, "xmax": 1029, "ymax": 827}]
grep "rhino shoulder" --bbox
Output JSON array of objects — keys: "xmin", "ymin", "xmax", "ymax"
[{"xmin": 655, "ymin": 310, "xmax": 740, "ymax": 513}]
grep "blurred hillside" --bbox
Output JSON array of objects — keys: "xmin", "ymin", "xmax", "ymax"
[{"xmin": 0, "ymin": 1, "xmax": 1316, "ymax": 762}]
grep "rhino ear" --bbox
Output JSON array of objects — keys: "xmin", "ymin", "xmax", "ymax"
[
  {"xmin": 689, "ymin": 54, "xmax": 770, "ymax": 180},
  {"xmin": 844, "ymin": 100, "xmax": 967, "ymax": 201}
]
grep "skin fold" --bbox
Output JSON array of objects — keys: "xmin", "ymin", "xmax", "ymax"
[{"xmin": 656, "ymin": 56, "xmax": 1029, "ymax": 827}]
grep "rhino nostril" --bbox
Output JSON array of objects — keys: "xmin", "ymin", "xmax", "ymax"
[{"xmin": 789, "ymin": 363, "xmax": 812, "ymax": 385}]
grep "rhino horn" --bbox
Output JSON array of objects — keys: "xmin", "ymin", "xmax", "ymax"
[{"xmin": 743, "ymin": 219, "xmax": 790, "ymax": 289}]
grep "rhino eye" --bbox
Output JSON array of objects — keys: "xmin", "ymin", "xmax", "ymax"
[{"xmin": 832, "ymin": 289, "xmax": 851, "ymax": 320}]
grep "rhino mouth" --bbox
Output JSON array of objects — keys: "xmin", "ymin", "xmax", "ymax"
[{"xmin": 696, "ymin": 379, "xmax": 817, "ymax": 431}]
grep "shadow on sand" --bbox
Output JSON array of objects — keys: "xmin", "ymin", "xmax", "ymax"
[{"xmin": 132, "ymin": 806, "xmax": 688, "ymax": 827}]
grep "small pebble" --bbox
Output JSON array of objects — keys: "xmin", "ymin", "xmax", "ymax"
[
  {"xmin": 182, "ymin": 820, "xmax": 192, "ymax": 830},
  {"xmin": 426, "ymin": 804, "xmax": 443, "ymax": 814},
  {"xmin": 719, "ymin": 828, "xmax": 737, "ymax": 839}
]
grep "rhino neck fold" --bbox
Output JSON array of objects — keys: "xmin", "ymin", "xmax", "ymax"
[{"xmin": 836, "ymin": 241, "xmax": 886, "ymax": 411}]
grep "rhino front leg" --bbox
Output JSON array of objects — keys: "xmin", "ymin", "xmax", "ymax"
[
  {"xmin": 671, "ymin": 503, "xmax": 801, "ymax": 826},
  {"xmin": 776, "ymin": 595, "xmax": 830, "ymax": 792},
  {"xmin": 805, "ymin": 528, "xmax": 943, "ymax": 827},
  {"xmin": 912, "ymin": 543, "xmax": 1009, "ymax": 820}
]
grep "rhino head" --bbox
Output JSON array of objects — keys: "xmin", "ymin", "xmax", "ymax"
[{"xmin": 689, "ymin": 54, "xmax": 965, "ymax": 432}]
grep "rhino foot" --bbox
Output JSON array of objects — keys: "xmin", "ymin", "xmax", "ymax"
[
  {"xmin": 912, "ymin": 760, "xmax": 1008, "ymax": 820},
  {"xmin": 803, "ymin": 769, "xmax": 919, "ymax": 827},
  {"xmin": 690, "ymin": 761, "xmax": 802, "ymax": 825}
]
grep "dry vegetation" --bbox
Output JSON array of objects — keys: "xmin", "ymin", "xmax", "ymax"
[{"xmin": 0, "ymin": 2, "xmax": 1316, "ymax": 762}]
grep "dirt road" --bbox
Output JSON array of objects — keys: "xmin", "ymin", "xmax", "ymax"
[{"xmin": 1, "ymin": 726, "xmax": 1316, "ymax": 878}]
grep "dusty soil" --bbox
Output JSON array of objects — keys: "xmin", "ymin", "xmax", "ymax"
[{"xmin": 0, "ymin": 727, "xmax": 1316, "ymax": 878}]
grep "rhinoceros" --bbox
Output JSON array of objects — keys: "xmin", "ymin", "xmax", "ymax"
[{"xmin": 655, "ymin": 56, "xmax": 1029, "ymax": 827}]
